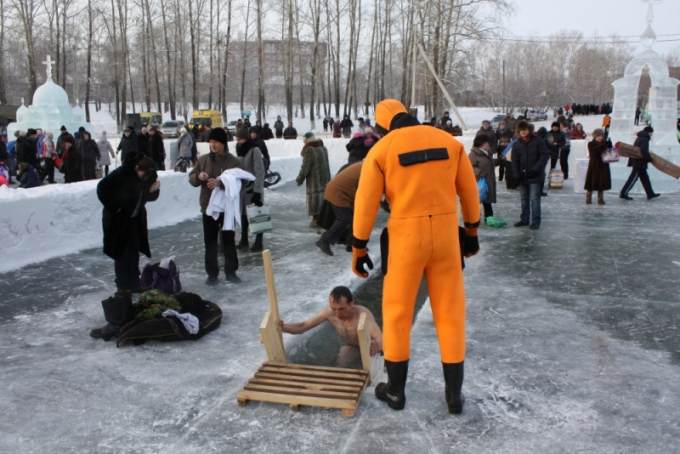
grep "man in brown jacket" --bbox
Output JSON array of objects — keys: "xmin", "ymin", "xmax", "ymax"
[
  {"xmin": 189, "ymin": 128, "xmax": 243, "ymax": 285},
  {"xmin": 316, "ymin": 162, "xmax": 362, "ymax": 256}
]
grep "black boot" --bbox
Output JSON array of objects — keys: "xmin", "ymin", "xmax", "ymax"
[
  {"xmin": 238, "ymin": 239, "xmax": 250, "ymax": 251},
  {"xmin": 375, "ymin": 360, "xmax": 408, "ymax": 410},
  {"xmin": 90, "ymin": 292, "xmax": 133, "ymax": 341},
  {"xmin": 250, "ymin": 234, "xmax": 264, "ymax": 253},
  {"xmin": 443, "ymin": 362, "xmax": 465, "ymax": 415}
]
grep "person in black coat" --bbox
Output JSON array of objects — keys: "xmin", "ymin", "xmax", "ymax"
[
  {"xmin": 511, "ymin": 121, "xmax": 550, "ymax": 229},
  {"xmin": 97, "ymin": 152, "xmax": 160, "ymax": 294},
  {"xmin": 249, "ymin": 127, "xmax": 271, "ymax": 170},
  {"xmin": 620, "ymin": 126, "xmax": 659, "ymax": 201},
  {"xmin": 117, "ymin": 127, "xmax": 138, "ymax": 162},
  {"xmin": 79, "ymin": 131, "xmax": 100, "ymax": 180},
  {"xmin": 340, "ymin": 115, "xmax": 354, "ymax": 138},
  {"xmin": 283, "ymin": 122, "xmax": 298, "ymax": 140},
  {"xmin": 546, "ymin": 122, "xmax": 566, "ymax": 171},
  {"xmin": 261, "ymin": 123, "xmax": 274, "ymax": 140},
  {"xmin": 16, "ymin": 129, "xmax": 39, "ymax": 169},
  {"xmin": 61, "ymin": 134, "xmax": 83, "ymax": 183},
  {"xmin": 92, "ymin": 153, "xmax": 160, "ymax": 340},
  {"xmin": 148, "ymin": 126, "xmax": 166, "ymax": 170},
  {"xmin": 138, "ymin": 127, "xmax": 150, "ymax": 157}
]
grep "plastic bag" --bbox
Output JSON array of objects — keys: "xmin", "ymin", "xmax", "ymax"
[{"xmin": 477, "ymin": 178, "xmax": 489, "ymax": 203}]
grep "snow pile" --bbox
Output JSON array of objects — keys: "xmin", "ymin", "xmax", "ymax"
[
  {"xmin": 0, "ymin": 138, "xmax": 351, "ymax": 273},
  {"xmin": 0, "ymin": 171, "xmax": 200, "ymax": 273}
]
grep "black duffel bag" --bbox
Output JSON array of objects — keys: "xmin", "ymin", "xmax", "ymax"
[{"xmin": 117, "ymin": 292, "xmax": 222, "ymax": 346}]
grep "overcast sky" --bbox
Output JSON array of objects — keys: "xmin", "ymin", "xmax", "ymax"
[{"xmin": 506, "ymin": 0, "xmax": 680, "ymax": 55}]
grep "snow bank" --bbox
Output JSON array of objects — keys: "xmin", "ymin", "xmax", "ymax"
[
  {"xmin": 0, "ymin": 172, "xmax": 200, "ymax": 273},
  {"xmin": 0, "ymin": 138, "xmax": 351, "ymax": 273}
]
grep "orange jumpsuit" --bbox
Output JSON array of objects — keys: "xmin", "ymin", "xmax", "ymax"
[{"xmin": 353, "ymin": 99, "xmax": 480, "ymax": 364}]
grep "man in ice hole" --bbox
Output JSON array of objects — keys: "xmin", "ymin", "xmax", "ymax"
[{"xmin": 280, "ymin": 286, "xmax": 383, "ymax": 368}]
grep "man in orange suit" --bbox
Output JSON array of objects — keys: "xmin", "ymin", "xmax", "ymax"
[{"xmin": 352, "ymin": 99, "xmax": 480, "ymax": 414}]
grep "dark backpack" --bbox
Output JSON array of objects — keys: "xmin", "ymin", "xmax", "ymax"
[{"xmin": 140, "ymin": 258, "xmax": 182, "ymax": 294}]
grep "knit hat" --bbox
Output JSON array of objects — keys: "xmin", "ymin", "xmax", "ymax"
[
  {"xmin": 208, "ymin": 127, "xmax": 229, "ymax": 144},
  {"xmin": 303, "ymin": 131, "xmax": 316, "ymax": 143},
  {"xmin": 235, "ymin": 128, "xmax": 250, "ymax": 141}
]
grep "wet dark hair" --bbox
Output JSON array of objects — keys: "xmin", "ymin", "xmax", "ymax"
[
  {"xmin": 473, "ymin": 135, "xmax": 490, "ymax": 148},
  {"xmin": 330, "ymin": 286, "xmax": 354, "ymax": 304}
]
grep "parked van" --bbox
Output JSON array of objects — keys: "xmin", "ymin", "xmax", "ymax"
[
  {"xmin": 189, "ymin": 109, "xmax": 224, "ymax": 129},
  {"xmin": 140, "ymin": 112, "xmax": 162, "ymax": 126}
]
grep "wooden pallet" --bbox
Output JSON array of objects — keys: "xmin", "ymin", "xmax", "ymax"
[{"xmin": 237, "ymin": 362, "xmax": 369, "ymax": 417}]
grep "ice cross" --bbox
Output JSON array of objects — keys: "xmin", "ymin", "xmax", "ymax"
[
  {"xmin": 642, "ymin": 0, "xmax": 662, "ymax": 26},
  {"xmin": 42, "ymin": 55, "xmax": 54, "ymax": 81}
]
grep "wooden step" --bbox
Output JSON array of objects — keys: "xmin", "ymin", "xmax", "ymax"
[{"xmin": 237, "ymin": 362, "xmax": 370, "ymax": 417}]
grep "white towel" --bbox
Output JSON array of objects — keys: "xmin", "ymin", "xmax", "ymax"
[
  {"xmin": 162, "ymin": 309, "xmax": 200, "ymax": 335},
  {"xmin": 206, "ymin": 168, "xmax": 256, "ymax": 231}
]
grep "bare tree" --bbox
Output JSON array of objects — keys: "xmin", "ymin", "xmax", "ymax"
[
  {"xmin": 84, "ymin": 0, "xmax": 93, "ymax": 121},
  {"xmin": 13, "ymin": 0, "xmax": 39, "ymax": 96}
]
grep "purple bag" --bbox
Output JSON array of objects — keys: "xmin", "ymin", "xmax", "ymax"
[{"xmin": 141, "ymin": 257, "xmax": 182, "ymax": 294}]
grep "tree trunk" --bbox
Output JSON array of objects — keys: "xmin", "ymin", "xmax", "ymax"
[
  {"xmin": 255, "ymin": 0, "xmax": 265, "ymax": 124},
  {"xmin": 160, "ymin": 0, "xmax": 176, "ymax": 119},
  {"xmin": 221, "ymin": 0, "xmax": 232, "ymax": 118},
  {"xmin": 85, "ymin": 0, "xmax": 93, "ymax": 122},
  {"xmin": 239, "ymin": 0, "xmax": 251, "ymax": 115}
]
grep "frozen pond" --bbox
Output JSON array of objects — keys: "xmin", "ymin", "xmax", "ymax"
[{"xmin": 1, "ymin": 179, "xmax": 679, "ymax": 453}]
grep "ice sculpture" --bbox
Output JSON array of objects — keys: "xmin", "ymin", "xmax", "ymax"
[
  {"xmin": 609, "ymin": 0, "xmax": 679, "ymax": 192},
  {"xmin": 6, "ymin": 55, "xmax": 93, "ymax": 138}
]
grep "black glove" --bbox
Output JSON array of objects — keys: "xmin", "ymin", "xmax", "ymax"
[
  {"xmin": 526, "ymin": 169, "xmax": 538, "ymax": 179},
  {"xmin": 251, "ymin": 192, "xmax": 263, "ymax": 207},
  {"xmin": 463, "ymin": 234, "xmax": 480, "ymax": 257}
]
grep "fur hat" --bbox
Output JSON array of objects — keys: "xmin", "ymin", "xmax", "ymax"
[
  {"xmin": 208, "ymin": 127, "xmax": 229, "ymax": 144},
  {"xmin": 303, "ymin": 131, "xmax": 316, "ymax": 143}
]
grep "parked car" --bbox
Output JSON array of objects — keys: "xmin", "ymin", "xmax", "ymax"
[
  {"xmin": 527, "ymin": 109, "xmax": 548, "ymax": 122},
  {"xmin": 161, "ymin": 120, "xmax": 185, "ymax": 138},
  {"xmin": 226, "ymin": 120, "xmax": 239, "ymax": 137}
]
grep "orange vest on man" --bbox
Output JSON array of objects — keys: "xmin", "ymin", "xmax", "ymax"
[{"xmin": 351, "ymin": 99, "xmax": 480, "ymax": 414}]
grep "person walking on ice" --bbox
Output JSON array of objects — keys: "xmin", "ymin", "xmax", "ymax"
[{"xmin": 351, "ymin": 99, "xmax": 481, "ymax": 414}]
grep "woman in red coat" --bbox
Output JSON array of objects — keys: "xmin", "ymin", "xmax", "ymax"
[{"xmin": 584, "ymin": 129, "xmax": 612, "ymax": 205}]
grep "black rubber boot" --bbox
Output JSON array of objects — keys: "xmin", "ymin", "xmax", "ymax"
[
  {"xmin": 90, "ymin": 292, "xmax": 133, "ymax": 341},
  {"xmin": 443, "ymin": 362, "xmax": 465, "ymax": 415},
  {"xmin": 250, "ymin": 234, "xmax": 264, "ymax": 253},
  {"xmin": 375, "ymin": 360, "xmax": 408, "ymax": 410}
]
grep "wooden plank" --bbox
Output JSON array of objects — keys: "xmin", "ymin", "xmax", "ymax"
[
  {"xmin": 259, "ymin": 250, "xmax": 286, "ymax": 363},
  {"xmin": 357, "ymin": 312, "xmax": 373, "ymax": 378},
  {"xmin": 261, "ymin": 364, "xmax": 368, "ymax": 381},
  {"xmin": 244, "ymin": 384, "xmax": 358, "ymax": 399},
  {"xmin": 254, "ymin": 372, "xmax": 365, "ymax": 388},
  {"xmin": 237, "ymin": 389, "xmax": 358, "ymax": 411},
  {"xmin": 264, "ymin": 361, "xmax": 367, "ymax": 376},
  {"xmin": 651, "ymin": 153, "xmax": 680, "ymax": 179},
  {"xmin": 249, "ymin": 378, "xmax": 362, "ymax": 394}
]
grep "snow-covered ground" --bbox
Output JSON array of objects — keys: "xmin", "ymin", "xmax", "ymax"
[{"xmin": 1, "ymin": 176, "xmax": 679, "ymax": 453}]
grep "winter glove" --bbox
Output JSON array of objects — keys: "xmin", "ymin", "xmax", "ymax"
[
  {"xmin": 462, "ymin": 228, "xmax": 480, "ymax": 258},
  {"xmin": 351, "ymin": 237, "xmax": 374, "ymax": 278},
  {"xmin": 526, "ymin": 169, "xmax": 539, "ymax": 179},
  {"xmin": 252, "ymin": 192, "xmax": 263, "ymax": 207}
]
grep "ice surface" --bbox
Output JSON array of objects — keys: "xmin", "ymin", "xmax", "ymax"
[{"xmin": 1, "ymin": 173, "xmax": 679, "ymax": 453}]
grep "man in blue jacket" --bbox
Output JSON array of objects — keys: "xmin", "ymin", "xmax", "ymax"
[{"xmin": 512, "ymin": 121, "xmax": 550, "ymax": 230}]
